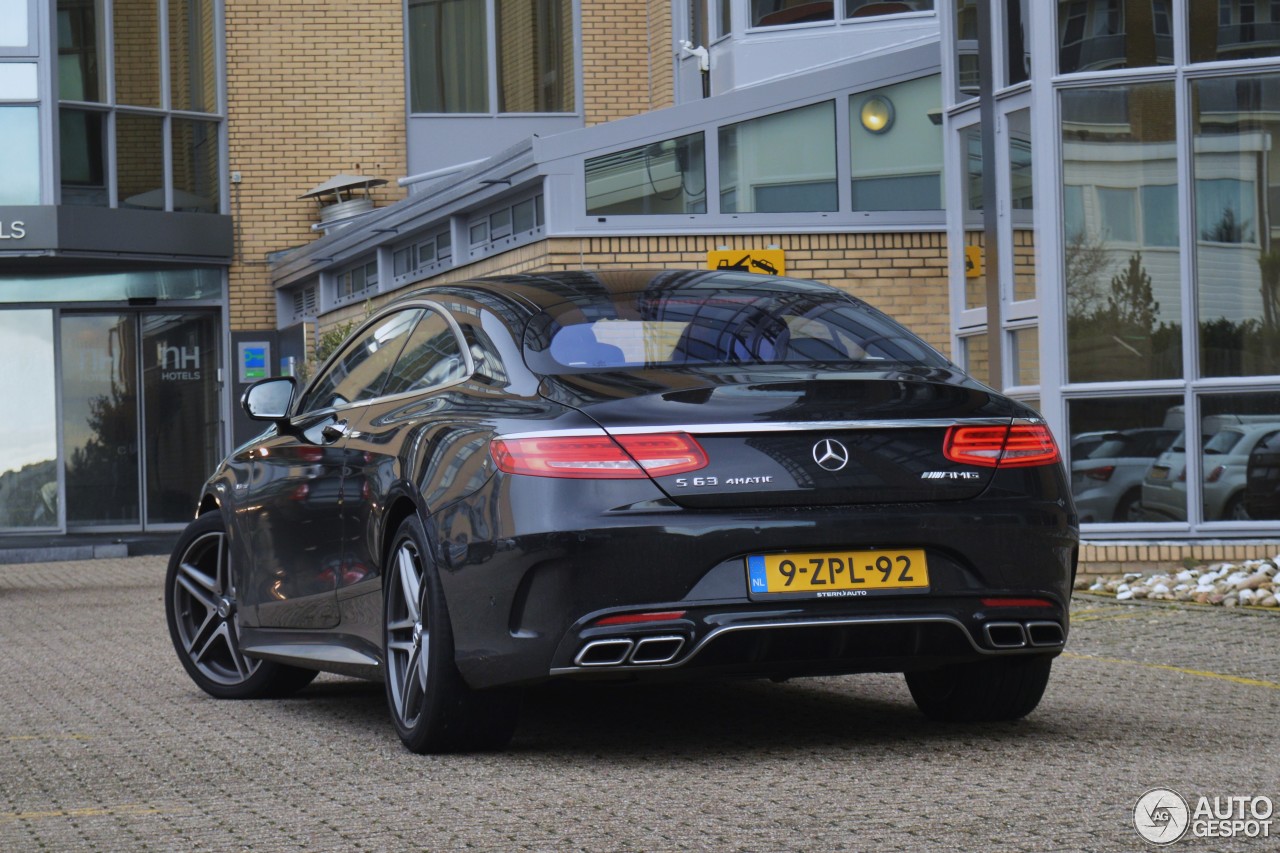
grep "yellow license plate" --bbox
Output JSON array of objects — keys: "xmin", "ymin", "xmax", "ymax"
[
  {"xmin": 1150, "ymin": 467, "xmax": 1169, "ymax": 481},
  {"xmin": 747, "ymin": 549, "xmax": 929, "ymax": 597}
]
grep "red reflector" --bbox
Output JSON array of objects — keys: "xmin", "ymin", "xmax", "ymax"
[
  {"xmin": 594, "ymin": 610, "xmax": 687, "ymax": 627},
  {"xmin": 943, "ymin": 424, "xmax": 1061, "ymax": 469},
  {"xmin": 1083, "ymin": 465, "xmax": 1115, "ymax": 482},
  {"xmin": 491, "ymin": 433, "xmax": 707, "ymax": 479},
  {"xmin": 980, "ymin": 597, "xmax": 1053, "ymax": 608}
]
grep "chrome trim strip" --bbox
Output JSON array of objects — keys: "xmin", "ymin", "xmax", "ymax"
[
  {"xmin": 499, "ymin": 427, "xmax": 610, "ymax": 440},
  {"xmin": 549, "ymin": 614, "xmax": 1039, "ymax": 676},
  {"xmin": 504, "ymin": 418, "xmax": 1010, "ymax": 441}
]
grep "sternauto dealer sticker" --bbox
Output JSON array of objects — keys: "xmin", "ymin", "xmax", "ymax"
[{"xmin": 1134, "ymin": 787, "xmax": 1275, "ymax": 844}]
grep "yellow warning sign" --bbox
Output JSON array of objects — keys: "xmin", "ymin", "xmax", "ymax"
[
  {"xmin": 964, "ymin": 245, "xmax": 983, "ymax": 278},
  {"xmin": 707, "ymin": 249, "xmax": 786, "ymax": 276}
]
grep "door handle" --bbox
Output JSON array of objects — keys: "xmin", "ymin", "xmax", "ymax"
[{"xmin": 321, "ymin": 421, "xmax": 349, "ymax": 443}]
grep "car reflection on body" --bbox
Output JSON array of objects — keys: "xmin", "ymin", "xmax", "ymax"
[
  {"xmin": 165, "ymin": 270, "xmax": 1078, "ymax": 753},
  {"xmin": 1071, "ymin": 428, "xmax": 1178, "ymax": 523},
  {"xmin": 1142, "ymin": 422, "xmax": 1280, "ymax": 521}
]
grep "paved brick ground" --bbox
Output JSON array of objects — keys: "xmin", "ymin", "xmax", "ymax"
[{"xmin": 1, "ymin": 556, "xmax": 1278, "ymax": 851}]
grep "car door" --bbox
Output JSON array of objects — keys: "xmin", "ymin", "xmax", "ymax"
[
  {"xmin": 237, "ymin": 308, "xmax": 423, "ymax": 629},
  {"xmin": 337, "ymin": 305, "xmax": 475, "ymax": 611}
]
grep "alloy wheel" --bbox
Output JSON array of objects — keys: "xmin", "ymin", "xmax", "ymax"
[
  {"xmin": 386, "ymin": 539, "xmax": 429, "ymax": 728},
  {"xmin": 170, "ymin": 530, "xmax": 260, "ymax": 686}
]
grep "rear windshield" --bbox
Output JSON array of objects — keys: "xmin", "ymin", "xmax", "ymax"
[
  {"xmin": 1204, "ymin": 430, "xmax": 1244, "ymax": 455},
  {"xmin": 523, "ymin": 288, "xmax": 948, "ymax": 373}
]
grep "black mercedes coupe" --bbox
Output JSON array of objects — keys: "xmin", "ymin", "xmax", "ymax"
[{"xmin": 165, "ymin": 270, "xmax": 1078, "ymax": 753}]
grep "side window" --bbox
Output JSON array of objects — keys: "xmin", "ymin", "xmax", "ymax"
[
  {"xmin": 299, "ymin": 309, "xmax": 423, "ymax": 412},
  {"xmin": 382, "ymin": 309, "xmax": 468, "ymax": 396}
]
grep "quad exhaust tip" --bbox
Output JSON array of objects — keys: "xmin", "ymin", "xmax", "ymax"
[
  {"xmin": 575, "ymin": 638, "xmax": 634, "ymax": 667},
  {"xmin": 983, "ymin": 621, "xmax": 1027, "ymax": 649},
  {"xmin": 1025, "ymin": 620, "xmax": 1066, "ymax": 647},
  {"xmin": 574, "ymin": 636, "xmax": 687, "ymax": 667},
  {"xmin": 630, "ymin": 636, "xmax": 685, "ymax": 665},
  {"xmin": 983, "ymin": 620, "xmax": 1065, "ymax": 649}
]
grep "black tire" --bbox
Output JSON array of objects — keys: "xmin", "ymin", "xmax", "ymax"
[
  {"xmin": 166, "ymin": 512, "xmax": 318, "ymax": 699},
  {"xmin": 1114, "ymin": 488, "xmax": 1141, "ymax": 523},
  {"xmin": 905, "ymin": 655, "xmax": 1052, "ymax": 722},
  {"xmin": 383, "ymin": 515, "xmax": 519, "ymax": 753},
  {"xmin": 1224, "ymin": 494, "xmax": 1251, "ymax": 521}
]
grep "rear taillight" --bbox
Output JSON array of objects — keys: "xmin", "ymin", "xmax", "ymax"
[
  {"xmin": 1206, "ymin": 464, "xmax": 1225, "ymax": 483},
  {"xmin": 490, "ymin": 432, "xmax": 708, "ymax": 479},
  {"xmin": 1083, "ymin": 465, "xmax": 1115, "ymax": 482},
  {"xmin": 943, "ymin": 423, "xmax": 1061, "ymax": 468}
]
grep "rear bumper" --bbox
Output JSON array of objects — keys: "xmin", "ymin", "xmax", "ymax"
[
  {"xmin": 550, "ymin": 606, "xmax": 1067, "ymax": 682},
  {"xmin": 432, "ymin": 473, "xmax": 1077, "ymax": 689}
]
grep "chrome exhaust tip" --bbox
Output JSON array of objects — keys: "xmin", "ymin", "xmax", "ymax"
[
  {"xmin": 574, "ymin": 638, "xmax": 634, "ymax": 666},
  {"xmin": 629, "ymin": 636, "xmax": 685, "ymax": 665},
  {"xmin": 1025, "ymin": 621, "xmax": 1065, "ymax": 647},
  {"xmin": 983, "ymin": 621, "xmax": 1028, "ymax": 649}
]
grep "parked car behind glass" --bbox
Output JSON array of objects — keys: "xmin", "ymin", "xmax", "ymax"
[
  {"xmin": 1071, "ymin": 428, "xmax": 1178, "ymax": 522},
  {"xmin": 1142, "ymin": 422, "xmax": 1280, "ymax": 521},
  {"xmin": 1244, "ymin": 429, "xmax": 1280, "ymax": 519}
]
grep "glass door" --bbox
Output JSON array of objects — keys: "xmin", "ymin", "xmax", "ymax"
[
  {"xmin": 61, "ymin": 314, "xmax": 141, "ymax": 527},
  {"xmin": 0, "ymin": 310, "xmax": 58, "ymax": 530},
  {"xmin": 141, "ymin": 313, "xmax": 220, "ymax": 525},
  {"xmin": 61, "ymin": 311, "xmax": 221, "ymax": 530}
]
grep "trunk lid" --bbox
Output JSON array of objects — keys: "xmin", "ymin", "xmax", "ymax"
[{"xmin": 540, "ymin": 368, "xmax": 1017, "ymax": 508}]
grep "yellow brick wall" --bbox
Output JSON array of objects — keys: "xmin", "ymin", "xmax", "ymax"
[
  {"xmin": 226, "ymin": 0, "xmax": 407, "ymax": 332},
  {"xmin": 648, "ymin": 0, "xmax": 675, "ymax": 110},
  {"xmin": 581, "ymin": 0, "xmax": 674, "ymax": 125},
  {"xmin": 1077, "ymin": 542, "xmax": 1280, "ymax": 577}
]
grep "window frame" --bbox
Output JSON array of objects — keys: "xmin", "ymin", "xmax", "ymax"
[
  {"xmin": 295, "ymin": 301, "xmax": 475, "ymax": 417},
  {"xmin": 55, "ymin": 0, "xmax": 226, "ymax": 212}
]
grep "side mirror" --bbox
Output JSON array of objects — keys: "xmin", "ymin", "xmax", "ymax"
[{"xmin": 242, "ymin": 376, "xmax": 297, "ymax": 422}]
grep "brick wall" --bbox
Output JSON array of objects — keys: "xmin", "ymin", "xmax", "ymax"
[
  {"xmin": 581, "ymin": 0, "xmax": 674, "ymax": 125},
  {"xmin": 1078, "ymin": 542, "xmax": 1280, "ymax": 578},
  {"xmin": 225, "ymin": 0, "xmax": 407, "ymax": 332}
]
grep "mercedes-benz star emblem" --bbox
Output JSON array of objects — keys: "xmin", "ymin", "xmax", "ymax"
[{"xmin": 813, "ymin": 438, "xmax": 850, "ymax": 472}]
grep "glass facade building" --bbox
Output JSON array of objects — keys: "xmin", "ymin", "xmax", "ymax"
[
  {"xmin": 0, "ymin": 0, "xmax": 231, "ymax": 536},
  {"xmin": 940, "ymin": 0, "xmax": 1280, "ymax": 535}
]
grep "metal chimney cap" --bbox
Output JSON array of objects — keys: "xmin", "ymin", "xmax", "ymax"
[{"xmin": 298, "ymin": 174, "xmax": 388, "ymax": 200}]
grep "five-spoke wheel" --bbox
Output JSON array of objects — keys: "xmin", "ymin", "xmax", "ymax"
[
  {"xmin": 165, "ymin": 512, "xmax": 316, "ymax": 699},
  {"xmin": 384, "ymin": 515, "xmax": 519, "ymax": 753}
]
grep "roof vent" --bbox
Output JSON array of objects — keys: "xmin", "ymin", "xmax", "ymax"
[{"xmin": 299, "ymin": 174, "xmax": 388, "ymax": 231}]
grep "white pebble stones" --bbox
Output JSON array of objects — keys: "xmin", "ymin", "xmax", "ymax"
[{"xmin": 1080, "ymin": 556, "xmax": 1280, "ymax": 609}]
